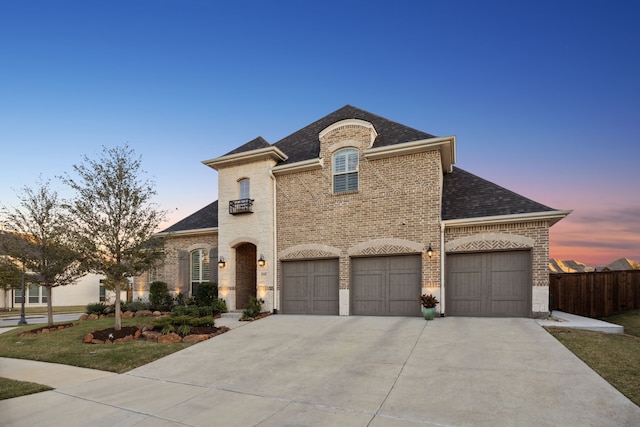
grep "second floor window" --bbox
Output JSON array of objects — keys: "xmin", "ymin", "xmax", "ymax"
[
  {"xmin": 239, "ymin": 178, "xmax": 250, "ymax": 200},
  {"xmin": 333, "ymin": 148, "xmax": 359, "ymax": 193}
]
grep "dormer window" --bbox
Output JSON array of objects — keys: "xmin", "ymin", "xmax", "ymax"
[{"xmin": 333, "ymin": 148, "xmax": 359, "ymax": 193}]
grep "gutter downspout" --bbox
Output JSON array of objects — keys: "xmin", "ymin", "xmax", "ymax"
[
  {"xmin": 269, "ymin": 169, "xmax": 278, "ymax": 313},
  {"xmin": 440, "ymin": 222, "xmax": 445, "ymax": 316}
]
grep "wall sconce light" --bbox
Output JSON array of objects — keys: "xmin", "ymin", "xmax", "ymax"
[
  {"xmin": 218, "ymin": 256, "xmax": 226, "ymax": 269},
  {"xmin": 258, "ymin": 254, "xmax": 266, "ymax": 267},
  {"xmin": 427, "ymin": 244, "xmax": 433, "ymax": 258}
]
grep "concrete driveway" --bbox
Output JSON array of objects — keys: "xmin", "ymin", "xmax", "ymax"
[{"xmin": 2, "ymin": 315, "xmax": 639, "ymax": 426}]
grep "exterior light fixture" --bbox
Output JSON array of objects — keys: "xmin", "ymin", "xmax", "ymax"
[
  {"xmin": 218, "ymin": 256, "xmax": 226, "ymax": 269},
  {"xmin": 258, "ymin": 254, "xmax": 266, "ymax": 267},
  {"xmin": 427, "ymin": 244, "xmax": 433, "ymax": 258}
]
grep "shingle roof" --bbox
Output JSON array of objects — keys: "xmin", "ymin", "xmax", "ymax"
[
  {"xmin": 273, "ymin": 105, "xmax": 436, "ymax": 164},
  {"xmin": 223, "ymin": 136, "xmax": 271, "ymax": 156},
  {"xmin": 442, "ymin": 167, "xmax": 555, "ymax": 220},
  {"xmin": 164, "ymin": 107, "xmax": 557, "ymax": 233},
  {"xmin": 160, "ymin": 201, "xmax": 218, "ymax": 233}
]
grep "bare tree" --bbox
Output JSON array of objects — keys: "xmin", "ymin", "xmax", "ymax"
[
  {"xmin": 62, "ymin": 145, "xmax": 166, "ymax": 330},
  {"xmin": 1, "ymin": 180, "xmax": 86, "ymax": 326}
]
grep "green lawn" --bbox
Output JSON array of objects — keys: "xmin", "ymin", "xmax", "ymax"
[
  {"xmin": 0, "ymin": 317, "xmax": 192, "ymax": 373},
  {"xmin": 546, "ymin": 309, "xmax": 640, "ymax": 407}
]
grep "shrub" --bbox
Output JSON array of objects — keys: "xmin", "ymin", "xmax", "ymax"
[
  {"xmin": 189, "ymin": 316, "xmax": 215, "ymax": 327},
  {"xmin": 152, "ymin": 314, "xmax": 216, "ymax": 335},
  {"xmin": 194, "ymin": 282, "xmax": 218, "ymax": 307},
  {"xmin": 121, "ymin": 299, "xmax": 150, "ymax": 312},
  {"xmin": 177, "ymin": 324, "xmax": 191, "ymax": 336},
  {"xmin": 171, "ymin": 306, "xmax": 200, "ymax": 317},
  {"xmin": 149, "ymin": 281, "xmax": 173, "ymax": 311},
  {"xmin": 212, "ymin": 298, "xmax": 228, "ymax": 314},
  {"xmin": 242, "ymin": 297, "xmax": 263, "ymax": 319},
  {"xmin": 86, "ymin": 302, "xmax": 109, "ymax": 315}
]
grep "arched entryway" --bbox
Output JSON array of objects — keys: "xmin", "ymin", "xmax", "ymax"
[{"xmin": 235, "ymin": 243, "xmax": 257, "ymax": 309}]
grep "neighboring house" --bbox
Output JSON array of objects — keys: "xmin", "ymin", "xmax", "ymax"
[
  {"xmin": 143, "ymin": 105, "xmax": 570, "ymax": 318},
  {"xmin": 0, "ymin": 231, "xmax": 126, "ymax": 310},
  {"xmin": 0, "ymin": 273, "xmax": 126, "ymax": 310}
]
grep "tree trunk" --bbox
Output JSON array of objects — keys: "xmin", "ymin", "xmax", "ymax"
[
  {"xmin": 114, "ymin": 280, "xmax": 122, "ymax": 330},
  {"xmin": 46, "ymin": 286, "xmax": 53, "ymax": 327}
]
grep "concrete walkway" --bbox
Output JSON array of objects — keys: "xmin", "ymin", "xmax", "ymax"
[
  {"xmin": 1, "ymin": 315, "xmax": 639, "ymax": 426},
  {"xmin": 536, "ymin": 310, "xmax": 624, "ymax": 333}
]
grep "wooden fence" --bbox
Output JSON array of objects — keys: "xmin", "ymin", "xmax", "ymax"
[{"xmin": 549, "ymin": 270, "xmax": 640, "ymax": 318}]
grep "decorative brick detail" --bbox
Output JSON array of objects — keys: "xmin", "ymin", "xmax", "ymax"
[
  {"xmin": 281, "ymin": 249, "xmax": 340, "ymax": 260},
  {"xmin": 446, "ymin": 233, "xmax": 534, "ymax": 252}
]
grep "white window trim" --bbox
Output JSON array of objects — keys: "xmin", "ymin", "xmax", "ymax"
[{"xmin": 333, "ymin": 148, "xmax": 359, "ymax": 194}]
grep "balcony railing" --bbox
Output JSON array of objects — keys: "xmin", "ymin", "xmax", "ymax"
[{"xmin": 229, "ymin": 198, "xmax": 254, "ymax": 215}]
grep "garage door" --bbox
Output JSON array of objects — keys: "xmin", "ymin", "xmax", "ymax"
[
  {"xmin": 281, "ymin": 259, "xmax": 339, "ymax": 315},
  {"xmin": 446, "ymin": 251, "xmax": 531, "ymax": 317},
  {"xmin": 352, "ymin": 255, "xmax": 421, "ymax": 316}
]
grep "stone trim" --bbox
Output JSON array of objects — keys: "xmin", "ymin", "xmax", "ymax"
[
  {"xmin": 328, "ymin": 141, "xmax": 360, "ymax": 155},
  {"xmin": 445, "ymin": 232, "xmax": 534, "ymax": 253},
  {"xmin": 320, "ymin": 119, "xmax": 377, "ymax": 147},
  {"xmin": 279, "ymin": 243, "xmax": 342, "ymax": 260},
  {"xmin": 185, "ymin": 243, "xmax": 214, "ymax": 252},
  {"xmin": 229, "ymin": 237, "xmax": 259, "ymax": 248},
  {"xmin": 348, "ymin": 238, "xmax": 424, "ymax": 256}
]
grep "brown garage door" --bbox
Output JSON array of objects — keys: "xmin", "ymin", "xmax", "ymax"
[
  {"xmin": 281, "ymin": 259, "xmax": 339, "ymax": 315},
  {"xmin": 352, "ymin": 255, "xmax": 422, "ymax": 316},
  {"xmin": 446, "ymin": 251, "xmax": 531, "ymax": 317}
]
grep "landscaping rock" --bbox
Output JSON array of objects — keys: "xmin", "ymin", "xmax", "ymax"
[
  {"xmin": 91, "ymin": 339, "xmax": 104, "ymax": 344},
  {"xmin": 79, "ymin": 314, "xmax": 89, "ymax": 321},
  {"xmin": 83, "ymin": 333, "xmax": 94, "ymax": 343},
  {"xmin": 88, "ymin": 314, "xmax": 99, "ymax": 320},
  {"xmin": 143, "ymin": 331, "xmax": 161, "ymax": 342},
  {"xmin": 122, "ymin": 311, "xmax": 134, "ymax": 318},
  {"xmin": 183, "ymin": 334, "xmax": 210, "ymax": 343},
  {"xmin": 152, "ymin": 311, "xmax": 162, "ymax": 316},
  {"xmin": 157, "ymin": 332, "xmax": 182, "ymax": 343},
  {"xmin": 134, "ymin": 310, "xmax": 153, "ymax": 318}
]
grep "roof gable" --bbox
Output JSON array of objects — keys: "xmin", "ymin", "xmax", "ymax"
[
  {"xmin": 273, "ymin": 105, "xmax": 436, "ymax": 164},
  {"xmin": 223, "ymin": 136, "xmax": 271, "ymax": 156}
]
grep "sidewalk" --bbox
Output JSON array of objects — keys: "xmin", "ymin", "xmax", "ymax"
[{"xmin": 536, "ymin": 310, "xmax": 624, "ymax": 333}]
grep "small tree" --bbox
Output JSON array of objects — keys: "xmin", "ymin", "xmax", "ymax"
[
  {"xmin": 62, "ymin": 145, "xmax": 166, "ymax": 330},
  {"xmin": 1, "ymin": 180, "xmax": 86, "ymax": 326}
]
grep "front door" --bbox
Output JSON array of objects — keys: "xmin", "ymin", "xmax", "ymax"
[{"xmin": 235, "ymin": 243, "xmax": 257, "ymax": 309}]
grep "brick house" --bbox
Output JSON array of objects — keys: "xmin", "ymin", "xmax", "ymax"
[{"xmin": 139, "ymin": 105, "xmax": 569, "ymax": 317}]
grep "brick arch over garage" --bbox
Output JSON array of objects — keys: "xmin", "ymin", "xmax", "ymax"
[
  {"xmin": 347, "ymin": 238, "xmax": 424, "ymax": 256},
  {"xmin": 445, "ymin": 233, "xmax": 534, "ymax": 253}
]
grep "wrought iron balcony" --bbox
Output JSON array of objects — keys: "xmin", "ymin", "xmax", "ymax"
[{"xmin": 229, "ymin": 198, "xmax": 254, "ymax": 215}]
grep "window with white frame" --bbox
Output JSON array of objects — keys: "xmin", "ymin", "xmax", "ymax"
[
  {"xmin": 333, "ymin": 148, "xmax": 359, "ymax": 193},
  {"xmin": 190, "ymin": 249, "xmax": 210, "ymax": 296},
  {"xmin": 239, "ymin": 178, "xmax": 250, "ymax": 200}
]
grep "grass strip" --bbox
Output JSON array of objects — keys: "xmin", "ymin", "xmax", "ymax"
[{"xmin": 0, "ymin": 377, "xmax": 52, "ymax": 400}]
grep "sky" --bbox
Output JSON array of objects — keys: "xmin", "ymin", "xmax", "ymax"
[{"xmin": 1, "ymin": 0, "xmax": 638, "ymax": 266}]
